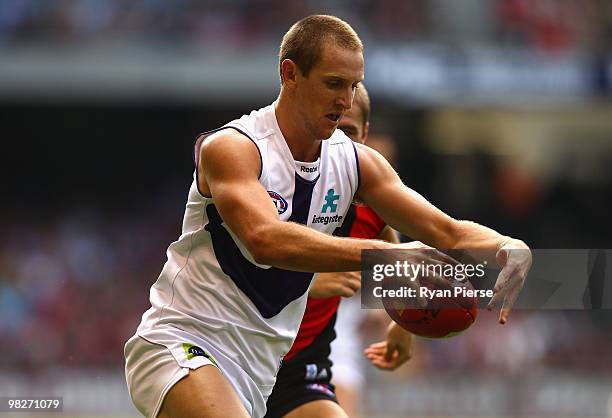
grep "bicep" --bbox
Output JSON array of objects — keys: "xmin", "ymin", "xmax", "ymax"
[
  {"xmin": 356, "ymin": 144, "xmax": 458, "ymax": 248},
  {"xmin": 200, "ymin": 131, "xmax": 279, "ymax": 245}
]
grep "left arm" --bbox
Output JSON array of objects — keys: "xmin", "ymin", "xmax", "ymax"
[{"xmin": 356, "ymin": 144, "xmax": 532, "ymax": 323}]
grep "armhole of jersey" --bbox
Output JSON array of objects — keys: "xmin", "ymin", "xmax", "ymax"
[
  {"xmin": 350, "ymin": 140, "xmax": 361, "ymax": 195},
  {"xmin": 193, "ymin": 126, "xmax": 263, "ymax": 198}
]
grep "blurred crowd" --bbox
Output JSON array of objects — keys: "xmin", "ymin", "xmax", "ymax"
[
  {"xmin": 0, "ymin": 210, "xmax": 170, "ymax": 373},
  {"xmin": 0, "ymin": 0, "xmax": 611, "ymax": 53}
]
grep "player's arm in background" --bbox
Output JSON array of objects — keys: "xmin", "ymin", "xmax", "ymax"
[
  {"xmin": 309, "ymin": 223, "xmax": 416, "ymax": 370},
  {"xmin": 199, "ymin": 130, "xmax": 452, "ymax": 275},
  {"xmin": 309, "ymin": 225, "xmax": 398, "ymax": 299},
  {"xmin": 364, "ymin": 227, "xmax": 415, "ymax": 371},
  {"xmin": 355, "ymin": 143, "xmax": 532, "ymax": 324}
]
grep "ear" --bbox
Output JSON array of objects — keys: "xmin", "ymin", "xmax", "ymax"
[
  {"xmin": 280, "ymin": 59, "xmax": 299, "ymax": 86},
  {"xmin": 361, "ymin": 121, "xmax": 370, "ymax": 144}
]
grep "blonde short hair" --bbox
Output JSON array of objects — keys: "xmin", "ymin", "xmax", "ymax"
[{"xmin": 279, "ymin": 15, "xmax": 363, "ymax": 82}]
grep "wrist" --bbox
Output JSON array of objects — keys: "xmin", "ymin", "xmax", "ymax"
[
  {"xmin": 497, "ymin": 237, "xmax": 528, "ymax": 252},
  {"xmin": 497, "ymin": 237, "xmax": 515, "ymax": 252}
]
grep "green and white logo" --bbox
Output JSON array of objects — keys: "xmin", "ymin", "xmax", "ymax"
[
  {"xmin": 183, "ymin": 343, "xmax": 218, "ymax": 366},
  {"xmin": 321, "ymin": 188, "xmax": 340, "ymax": 213}
]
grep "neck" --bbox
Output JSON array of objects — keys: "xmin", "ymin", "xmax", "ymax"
[{"xmin": 275, "ymin": 93, "xmax": 321, "ymax": 162}]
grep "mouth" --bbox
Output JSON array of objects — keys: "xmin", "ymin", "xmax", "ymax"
[{"xmin": 325, "ymin": 112, "xmax": 341, "ymax": 123}]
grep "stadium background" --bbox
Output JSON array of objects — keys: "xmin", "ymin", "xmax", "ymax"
[{"xmin": 1, "ymin": 1, "xmax": 612, "ymax": 417}]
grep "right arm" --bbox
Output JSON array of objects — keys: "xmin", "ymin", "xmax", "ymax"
[{"xmin": 199, "ymin": 130, "xmax": 393, "ymax": 273}]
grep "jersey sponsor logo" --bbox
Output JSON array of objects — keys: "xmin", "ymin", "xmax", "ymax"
[
  {"xmin": 311, "ymin": 213, "xmax": 343, "ymax": 225},
  {"xmin": 267, "ymin": 191, "xmax": 288, "ymax": 215},
  {"xmin": 313, "ymin": 188, "xmax": 343, "ymax": 225},
  {"xmin": 300, "ymin": 165, "xmax": 318, "ymax": 173},
  {"xmin": 322, "ymin": 189, "xmax": 340, "ymax": 213},
  {"xmin": 183, "ymin": 343, "xmax": 218, "ymax": 366}
]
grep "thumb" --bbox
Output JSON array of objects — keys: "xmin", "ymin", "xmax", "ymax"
[
  {"xmin": 496, "ymin": 247, "xmax": 508, "ymax": 267},
  {"xmin": 384, "ymin": 341, "xmax": 396, "ymax": 361}
]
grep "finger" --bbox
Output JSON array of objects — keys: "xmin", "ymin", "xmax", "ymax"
[
  {"xmin": 419, "ymin": 248, "xmax": 461, "ymax": 266},
  {"xmin": 431, "ymin": 250, "xmax": 462, "ymax": 266},
  {"xmin": 487, "ymin": 267, "xmax": 513, "ymax": 310},
  {"xmin": 487, "ymin": 290, "xmax": 503, "ymax": 311},
  {"xmin": 364, "ymin": 347, "xmax": 387, "ymax": 357},
  {"xmin": 499, "ymin": 281, "xmax": 523, "ymax": 324},
  {"xmin": 493, "ymin": 265, "xmax": 515, "ymax": 293},
  {"xmin": 384, "ymin": 345, "xmax": 396, "ymax": 362},
  {"xmin": 365, "ymin": 346, "xmax": 387, "ymax": 356},
  {"xmin": 368, "ymin": 354, "xmax": 397, "ymax": 370},
  {"xmin": 420, "ymin": 273, "xmax": 453, "ymax": 291},
  {"xmin": 365, "ymin": 341, "xmax": 387, "ymax": 351},
  {"xmin": 347, "ymin": 277, "xmax": 361, "ymax": 292},
  {"xmin": 339, "ymin": 286, "xmax": 356, "ymax": 298}
]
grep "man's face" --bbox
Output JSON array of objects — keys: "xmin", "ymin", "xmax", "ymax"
[
  {"xmin": 338, "ymin": 98, "xmax": 367, "ymax": 144},
  {"xmin": 294, "ymin": 43, "xmax": 364, "ymax": 140}
]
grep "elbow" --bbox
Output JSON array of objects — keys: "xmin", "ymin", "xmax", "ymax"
[
  {"xmin": 243, "ymin": 225, "xmax": 290, "ymax": 266},
  {"xmin": 249, "ymin": 239, "xmax": 276, "ymax": 265}
]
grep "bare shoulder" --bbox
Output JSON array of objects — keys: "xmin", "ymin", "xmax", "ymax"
[
  {"xmin": 355, "ymin": 142, "xmax": 396, "ymax": 182},
  {"xmin": 200, "ymin": 128, "xmax": 259, "ymax": 160},
  {"xmin": 197, "ymin": 128, "xmax": 261, "ymax": 196},
  {"xmin": 200, "ymin": 129, "xmax": 260, "ymax": 173}
]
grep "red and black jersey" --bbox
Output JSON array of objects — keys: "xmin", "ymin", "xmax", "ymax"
[{"xmin": 284, "ymin": 203, "xmax": 386, "ymax": 361}]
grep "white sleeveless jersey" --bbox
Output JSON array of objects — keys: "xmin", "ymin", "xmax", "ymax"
[{"xmin": 135, "ymin": 102, "xmax": 359, "ymax": 417}]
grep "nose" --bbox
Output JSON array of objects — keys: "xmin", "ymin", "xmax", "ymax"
[{"xmin": 336, "ymin": 86, "xmax": 354, "ymax": 110}]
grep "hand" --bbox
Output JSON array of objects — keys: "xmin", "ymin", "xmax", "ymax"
[
  {"xmin": 487, "ymin": 239, "xmax": 532, "ymax": 324},
  {"xmin": 382, "ymin": 241, "xmax": 459, "ymax": 308},
  {"xmin": 364, "ymin": 322, "xmax": 413, "ymax": 370},
  {"xmin": 309, "ymin": 271, "xmax": 361, "ymax": 298}
]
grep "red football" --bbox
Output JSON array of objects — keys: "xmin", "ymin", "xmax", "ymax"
[{"xmin": 382, "ymin": 276, "xmax": 479, "ymax": 338}]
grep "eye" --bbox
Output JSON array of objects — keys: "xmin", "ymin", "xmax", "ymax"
[{"xmin": 327, "ymin": 80, "xmax": 341, "ymax": 89}]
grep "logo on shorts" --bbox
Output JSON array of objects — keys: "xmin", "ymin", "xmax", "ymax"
[
  {"xmin": 182, "ymin": 343, "xmax": 218, "ymax": 367},
  {"xmin": 268, "ymin": 191, "xmax": 288, "ymax": 215},
  {"xmin": 305, "ymin": 363, "xmax": 318, "ymax": 381}
]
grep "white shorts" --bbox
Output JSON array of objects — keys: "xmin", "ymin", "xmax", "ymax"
[{"xmin": 124, "ymin": 334, "xmax": 253, "ymax": 417}]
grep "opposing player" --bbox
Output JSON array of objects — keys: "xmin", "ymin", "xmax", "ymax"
[
  {"xmin": 125, "ymin": 15, "xmax": 532, "ymax": 418},
  {"xmin": 264, "ymin": 85, "xmax": 409, "ymax": 418}
]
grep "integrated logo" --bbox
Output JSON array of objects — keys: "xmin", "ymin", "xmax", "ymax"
[
  {"xmin": 322, "ymin": 189, "xmax": 339, "ymax": 213},
  {"xmin": 312, "ymin": 188, "xmax": 343, "ymax": 225},
  {"xmin": 268, "ymin": 191, "xmax": 288, "ymax": 215}
]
